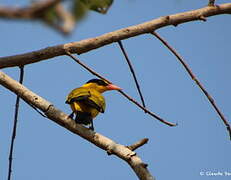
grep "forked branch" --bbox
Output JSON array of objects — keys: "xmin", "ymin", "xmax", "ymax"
[
  {"xmin": 151, "ymin": 31, "xmax": 231, "ymax": 140},
  {"xmin": 66, "ymin": 51, "xmax": 177, "ymax": 127}
]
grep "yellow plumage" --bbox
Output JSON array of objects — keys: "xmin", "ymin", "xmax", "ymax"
[
  {"xmin": 66, "ymin": 79, "xmax": 121, "ymax": 130},
  {"xmin": 67, "ymin": 87, "xmax": 106, "ymax": 118}
]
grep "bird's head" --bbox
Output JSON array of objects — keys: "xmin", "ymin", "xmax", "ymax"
[{"xmin": 82, "ymin": 79, "xmax": 122, "ymax": 93}]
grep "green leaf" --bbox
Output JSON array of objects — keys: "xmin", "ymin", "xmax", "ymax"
[
  {"xmin": 42, "ymin": 6, "xmax": 58, "ymax": 24},
  {"xmin": 72, "ymin": 0, "xmax": 89, "ymax": 20},
  {"xmin": 80, "ymin": 0, "xmax": 113, "ymax": 14}
]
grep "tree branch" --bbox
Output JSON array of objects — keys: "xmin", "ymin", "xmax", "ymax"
[
  {"xmin": 0, "ymin": 0, "xmax": 61, "ymax": 19},
  {"xmin": 0, "ymin": 3, "xmax": 231, "ymax": 69},
  {"xmin": 0, "ymin": 0, "xmax": 75, "ymax": 35},
  {"xmin": 127, "ymin": 138, "xmax": 149, "ymax": 151},
  {"xmin": 0, "ymin": 71, "xmax": 155, "ymax": 180},
  {"xmin": 151, "ymin": 31, "xmax": 231, "ymax": 140},
  {"xmin": 7, "ymin": 66, "xmax": 24, "ymax": 180},
  {"xmin": 117, "ymin": 40, "xmax": 147, "ymax": 109}
]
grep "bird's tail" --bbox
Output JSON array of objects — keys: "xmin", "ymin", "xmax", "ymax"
[{"xmin": 75, "ymin": 111, "xmax": 94, "ymax": 130}]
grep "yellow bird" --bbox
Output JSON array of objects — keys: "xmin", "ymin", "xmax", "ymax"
[{"xmin": 66, "ymin": 79, "xmax": 121, "ymax": 130}]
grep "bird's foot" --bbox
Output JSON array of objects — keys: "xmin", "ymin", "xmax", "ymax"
[
  {"xmin": 89, "ymin": 124, "xmax": 94, "ymax": 131},
  {"xmin": 68, "ymin": 112, "xmax": 75, "ymax": 119},
  {"xmin": 89, "ymin": 119, "xmax": 94, "ymax": 131}
]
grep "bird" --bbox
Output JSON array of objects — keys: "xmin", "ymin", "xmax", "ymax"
[{"xmin": 65, "ymin": 79, "xmax": 121, "ymax": 131}]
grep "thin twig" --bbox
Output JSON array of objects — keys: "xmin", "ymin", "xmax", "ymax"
[
  {"xmin": 65, "ymin": 51, "xmax": 176, "ymax": 127},
  {"xmin": 117, "ymin": 40, "xmax": 147, "ymax": 111},
  {"xmin": 30, "ymin": 103, "xmax": 48, "ymax": 118},
  {"xmin": 7, "ymin": 66, "xmax": 24, "ymax": 180},
  {"xmin": 127, "ymin": 138, "xmax": 149, "ymax": 151},
  {"xmin": 151, "ymin": 31, "xmax": 231, "ymax": 140}
]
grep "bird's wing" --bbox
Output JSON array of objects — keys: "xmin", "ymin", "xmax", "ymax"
[
  {"xmin": 88, "ymin": 90, "xmax": 106, "ymax": 113},
  {"xmin": 73, "ymin": 95, "xmax": 104, "ymax": 113},
  {"xmin": 66, "ymin": 88, "xmax": 105, "ymax": 113},
  {"xmin": 65, "ymin": 87, "xmax": 89, "ymax": 104}
]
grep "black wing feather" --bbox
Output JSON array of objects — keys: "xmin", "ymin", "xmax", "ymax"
[{"xmin": 69, "ymin": 95, "xmax": 103, "ymax": 113}]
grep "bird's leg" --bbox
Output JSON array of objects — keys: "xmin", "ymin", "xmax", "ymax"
[
  {"xmin": 68, "ymin": 111, "xmax": 75, "ymax": 119},
  {"xmin": 89, "ymin": 119, "xmax": 94, "ymax": 131},
  {"xmin": 75, "ymin": 113, "xmax": 81, "ymax": 123}
]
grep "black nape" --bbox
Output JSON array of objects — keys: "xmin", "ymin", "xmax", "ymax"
[{"xmin": 86, "ymin": 79, "xmax": 108, "ymax": 86}]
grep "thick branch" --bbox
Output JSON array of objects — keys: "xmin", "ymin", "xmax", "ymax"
[
  {"xmin": 0, "ymin": 0, "xmax": 61, "ymax": 19},
  {"xmin": 0, "ymin": 3, "xmax": 231, "ymax": 69},
  {"xmin": 0, "ymin": 71, "xmax": 155, "ymax": 180}
]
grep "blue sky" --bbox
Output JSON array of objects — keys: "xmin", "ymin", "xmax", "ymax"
[{"xmin": 1, "ymin": 0, "xmax": 231, "ymax": 180}]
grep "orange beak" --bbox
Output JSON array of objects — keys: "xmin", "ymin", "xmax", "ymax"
[{"xmin": 106, "ymin": 84, "xmax": 122, "ymax": 91}]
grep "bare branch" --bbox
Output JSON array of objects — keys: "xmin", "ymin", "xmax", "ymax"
[
  {"xmin": 127, "ymin": 138, "xmax": 149, "ymax": 151},
  {"xmin": 66, "ymin": 52, "xmax": 177, "ymax": 127},
  {"xmin": 7, "ymin": 66, "xmax": 24, "ymax": 180},
  {"xmin": 0, "ymin": 3, "xmax": 231, "ymax": 69},
  {"xmin": 151, "ymin": 31, "xmax": 231, "ymax": 140},
  {"xmin": 0, "ymin": 71, "xmax": 155, "ymax": 180},
  {"xmin": 117, "ymin": 40, "xmax": 147, "ymax": 110}
]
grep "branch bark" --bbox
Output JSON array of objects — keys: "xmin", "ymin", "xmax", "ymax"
[
  {"xmin": 127, "ymin": 138, "xmax": 149, "ymax": 151},
  {"xmin": 0, "ymin": 71, "xmax": 155, "ymax": 180},
  {"xmin": 0, "ymin": 3, "xmax": 231, "ymax": 69}
]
